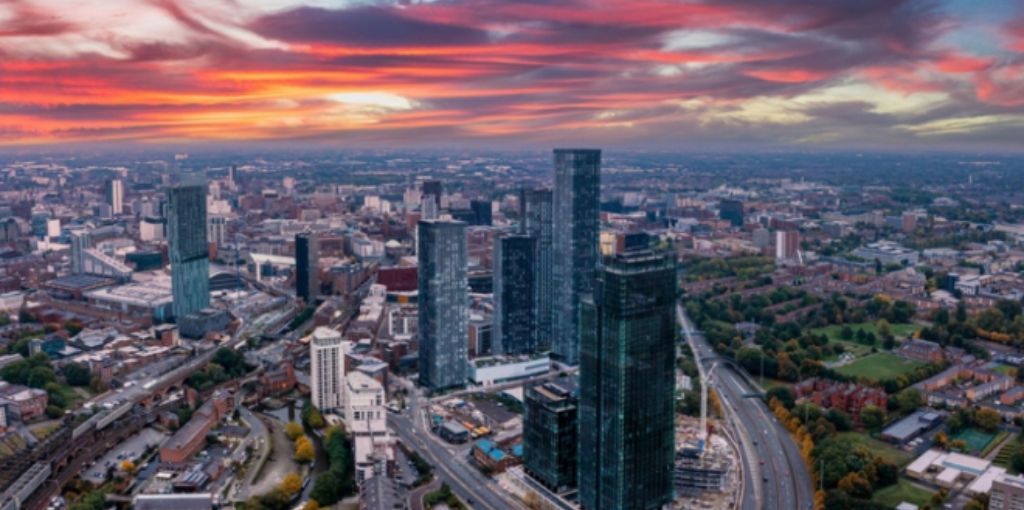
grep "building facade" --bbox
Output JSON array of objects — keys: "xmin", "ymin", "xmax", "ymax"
[
  {"xmin": 167, "ymin": 182, "xmax": 210, "ymax": 319},
  {"xmin": 106, "ymin": 179, "xmax": 124, "ymax": 215},
  {"xmin": 578, "ymin": 248, "xmax": 676, "ymax": 510},
  {"xmin": 521, "ymin": 188, "xmax": 554, "ymax": 350},
  {"xmin": 552, "ymin": 149, "xmax": 601, "ymax": 365},
  {"xmin": 295, "ymin": 232, "xmax": 319, "ymax": 305},
  {"xmin": 310, "ymin": 327, "xmax": 351, "ymax": 412},
  {"xmin": 493, "ymin": 235, "xmax": 537, "ymax": 355},
  {"xmin": 417, "ymin": 220, "xmax": 468, "ymax": 390},
  {"xmin": 524, "ymin": 379, "xmax": 578, "ymax": 493}
]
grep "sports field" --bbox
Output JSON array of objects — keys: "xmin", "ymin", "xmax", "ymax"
[
  {"xmin": 834, "ymin": 352, "xmax": 924, "ymax": 381},
  {"xmin": 954, "ymin": 427, "xmax": 998, "ymax": 454}
]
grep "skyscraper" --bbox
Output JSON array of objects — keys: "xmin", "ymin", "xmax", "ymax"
[
  {"xmin": 106, "ymin": 179, "xmax": 124, "ymax": 216},
  {"xmin": 418, "ymin": 219, "xmax": 468, "ymax": 391},
  {"xmin": 578, "ymin": 245, "xmax": 676, "ymax": 510},
  {"xmin": 470, "ymin": 199, "xmax": 493, "ymax": 226},
  {"xmin": 521, "ymin": 188, "xmax": 554, "ymax": 350},
  {"xmin": 167, "ymin": 182, "xmax": 210, "ymax": 319},
  {"xmin": 524, "ymin": 377, "xmax": 578, "ymax": 493},
  {"xmin": 493, "ymin": 234, "xmax": 537, "ymax": 355},
  {"xmin": 719, "ymin": 198, "xmax": 744, "ymax": 227},
  {"xmin": 295, "ymin": 232, "xmax": 319, "ymax": 305},
  {"xmin": 552, "ymin": 149, "xmax": 601, "ymax": 365},
  {"xmin": 69, "ymin": 228, "xmax": 92, "ymax": 275},
  {"xmin": 309, "ymin": 326, "xmax": 351, "ymax": 412},
  {"xmin": 208, "ymin": 215, "xmax": 227, "ymax": 247}
]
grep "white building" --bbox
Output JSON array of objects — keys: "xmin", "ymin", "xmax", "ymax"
[
  {"xmin": 310, "ymin": 327, "xmax": 351, "ymax": 412},
  {"xmin": 208, "ymin": 216, "xmax": 227, "ymax": 247},
  {"xmin": 140, "ymin": 217, "xmax": 165, "ymax": 242},
  {"xmin": 343, "ymin": 371, "xmax": 392, "ymax": 484}
]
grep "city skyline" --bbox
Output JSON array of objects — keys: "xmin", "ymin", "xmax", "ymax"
[{"xmin": 0, "ymin": 0, "xmax": 1022, "ymax": 151}]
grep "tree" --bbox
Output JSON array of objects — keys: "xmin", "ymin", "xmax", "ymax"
[
  {"xmin": 975, "ymin": 407, "xmax": 1002, "ymax": 433},
  {"xmin": 950, "ymin": 439, "xmax": 968, "ymax": 452},
  {"xmin": 285, "ymin": 421, "xmax": 304, "ymax": 441},
  {"xmin": 837, "ymin": 472, "xmax": 872, "ymax": 499},
  {"xmin": 860, "ymin": 405, "xmax": 885, "ymax": 432},
  {"xmin": 302, "ymin": 501, "xmax": 320, "ymax": 510},
  {"xmin": 877, "ymin": 319, "xmax": 892, "ymax": 339},
  {"xmin": 826, "ymin": 409, "xmax": 852, "ymax": 432},
  {"xmin": 1012, "ymin": 444, "xmax": 1024, "ymax": 474},
  {"xmin": 120, "ymin": 460, "xmax": 136, "ymax": 474},
  {"xmin": 280, "ymin": 472, "xmax": 303, "ymax": 496},
  {"xmin": 63, "ymin": 363, "xmax": 91, "ymax": 387},
  {"xmin": 294, "ymin": 436, "xmax": 314, "ymax": 464},
  {"xmin": 840, "ymin": 325, "xmax": 854, "ymax": 340},
  {"xmin": 956, "ymin": 301, "xmax": 968, "ymax": 323},
  {"xmin": 766, "ymin": 386, "xmax": 796, "ymax": 410},
  {"xmin": 896, "ymin": 388, "xmax": 924, "ymax": 415},
  {"xmin": 933, "ymin": 431, "xmax": 948, "ymax": 449}
]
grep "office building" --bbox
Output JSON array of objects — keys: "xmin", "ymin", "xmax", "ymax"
[
  {"xmin": 106, "ymin": 179, "xmax": 124, "ymax": 215},
  {"xmin": 310, "ymin": 326, "xmax": 351, "ymax": 412},
  {"xmin": 991, "ymin": 473, "xmax": 1024, "ymax": 510},
  {"xmin": 167, "ymin": 182, "xmax": 210, "ymax": 319},
  {"xmin": 578, "ymin": 246, "xmax": 676, "ymax": 510},
  {"xmin": 493, "ymin": 235, "xmax": 537, "ymax": 355},
  {"xmin": 719, "ymin": 199, "xmax": 743, "ymax": 227},
  {"xmin": 521, "ymin": 188, "xmax": 554, "ymax": 350},
  {"xmin": 524, "ymin": 378, "xmax": 578, "ymax": 493},
  {"xmin": 552, "ymin": 149, "xmax": 601, "ymax": 365},
  {"xmin": 470, "ymin": 199, "xmax": 493, "ymax": 226},
  {"xmin": 417, "ymin": 219, "xmax": 468, "ymax": 391},
  {"xmin": 295, "ymin": 232, "xmax": 319, "ymax": 304},
  {"xmin": 208, "ymin": 216, "xmax": 227, "ymax": 247}
]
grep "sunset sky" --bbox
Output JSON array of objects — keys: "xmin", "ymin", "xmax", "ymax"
[{"xmin": 1, "ymin": 0, "xmax": 1023, "ymax": 150}]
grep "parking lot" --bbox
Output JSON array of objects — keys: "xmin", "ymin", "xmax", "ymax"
[{"xmin": 82, "ymin": 428, "xmax": 167, "ymax": 484}]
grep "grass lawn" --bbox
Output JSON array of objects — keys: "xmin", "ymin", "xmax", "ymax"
[
  {"xmin": 872, "ymin": 478, "xmax": 934, "ymax": 508},
  {"xmin": 995, "ymin": 438, "xmax": 1021, "ymax": 470},
  {"xmin": 954, "ymin": 427, "xmax": 998, "ymax": 455},
  {"xmin": 834, "ymin": 352, "xmax": 924, "ymax": 381},
  {"xmin": 982, "ymin": 430, "xmax": 1011, "ymax": 457},
  {"xmin": 813, "ymin": 322, "xmax": 920, "ymax": 345},
  {"xmin": 837, "ymin": 431, "xmax": 913, "ymax": 466},
  {"xmin": 992, "ymin": 363, "xmax": 1017, "ymax": 377}
]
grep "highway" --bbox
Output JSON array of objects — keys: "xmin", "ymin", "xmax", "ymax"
[{"xmin": 678, "ymin": 303, "xmax": 814, "ymax": 510}]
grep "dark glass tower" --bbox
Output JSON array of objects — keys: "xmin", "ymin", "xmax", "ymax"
[
  {"xmin": 521, "ymin": 188, "xmax": 554, "ymax": 350},
  {"xmin": 578, "ymin": 247, "xmax": 676, "ymax": 510},
  {"xmin": 417, "ymin": 219, "xmax": 468, "ymax": 390},
  {"xmin": 552, "ymin": 149, "xmax": 601, "ymax": 365},
  {"xmin": 167, "ymin": 182, "xmax": 210, "ymax": 319},
  {"xmin": 719, "ymin": 199, "xmax": 744, "ymax": 227},
  {"xmin": 493, "ymin": 234, "xmax": 537, "ymax": 355},
  {"xmin": 295, "ymin": 232, "xmax": 319, "ymax": 304},
  {"xmin": 470, "ymin": 199, "xmax": 493, "ymax": 226},
  {"xmin": 524, "ymin": 377, "xmax": 578, "ymax": 493}
]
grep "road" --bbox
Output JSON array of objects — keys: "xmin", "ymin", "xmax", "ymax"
[
  {"xmin": 678, "ymin": 303, "xmax": 814, "ymax": 510},
  {"xmin": 389, "ymin": 380, "xmax": 522, "ymax": 510}
]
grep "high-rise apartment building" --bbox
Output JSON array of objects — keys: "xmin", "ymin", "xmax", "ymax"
[
  {"xmin": 418, "ymin": 219, "xmax": 468, "ymax": 390},
  {"xmin": 167, "ymin": 182, "xmax": 210, "ymax": 319},
  {"xmin": 309, "ymin": 326, "xmax": 351, "ymax": 412},
  {"xmin": 295, "ymin": 232, "xmax": 319, "ymax": 304},
  {"xmin": 991, "ymin": 473, "xmax": 1024, "ymax": 510},
  {"xmin": 524, "ymin": 377, "xmax": 578, "ymax": 493},
  {"xmin": 775, "ymin": 230, "xmax": 800, "ymax": 261},
  {"xmin": 552, "ymin": 149, "xmax": 601, "ymax": 365},
  {"xmin": 521, "ymin": 188, "xmax": 554, "ymax": 350},
  {"xmin": 493, "ymin": 234, "xmax": 537, "ymax": 355},
  {"xmin": 578, "ymin": 246, "xmax": 676, "ymax": 510},
  {"xmin": 106, "ymin": 179, "xmax": 124, "ymax": 215}
]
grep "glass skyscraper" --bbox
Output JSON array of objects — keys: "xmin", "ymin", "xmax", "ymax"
[
  {"xmin": 524, "ymin": 377, "xmax": 578, "ymax": 493},
  {"xmin": 493, "ymin": 234, "xmax": 537, "ymax": 355},
  {"xmin": 578, "ymin": 246, "xmax": 676, "ymax": 510},
  {"xmin": 417, "ymin": 219, "xmax": 468, "ymax": 391},
  {"xmin": 167, "ymin": 182, "xmax": 210, "ymax": 319},
  {"xmin": 295, "ymin": 232, "xmax": 319, "ymax": 305},
  {"xmin": 552, "ymin": 149, "xmax": 601, "ymax": 365},
  {"xmin": 520, "ymin": 187, "xmax": 554, "ymax": 351}
]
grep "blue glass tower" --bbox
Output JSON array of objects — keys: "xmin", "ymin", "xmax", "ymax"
[
  {"xmin": 521, "ymin": 188, "xmax": 554, "ymax": 351},
  {"xmin": 578, "ymin": 246, "xmax": 676, "ymax": 510},
  {"xmin": 167, "ymin": 182, "xmax": 210, "ymax": 319},
  {"xmin": 493, "ymin": 234, "xmax": 537, "ymax": 355},
  {"xmin": 552, "ymin": 149, "xmax": 600, "ymax": 365},
  {"xmin": 418, "ymin": 219, "xmax": 468, "ymax": 390}
]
